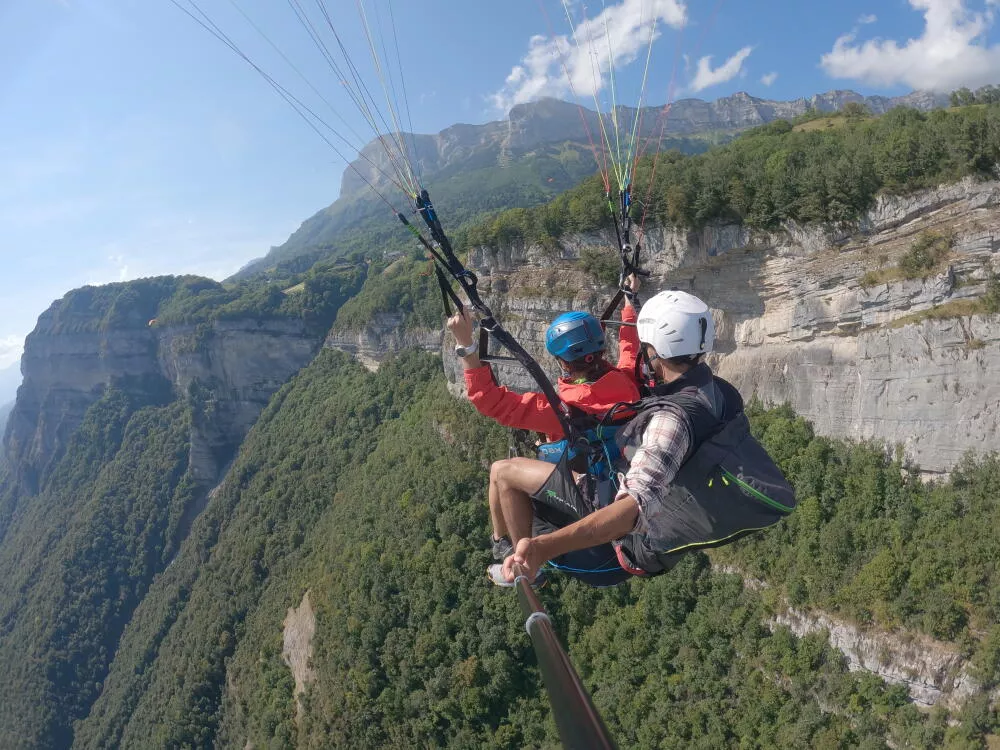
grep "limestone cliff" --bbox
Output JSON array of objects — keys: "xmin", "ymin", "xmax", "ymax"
[
  {"xmin": 323, "ymin": 313, "xmax": 441, "ymax": 371},
  {"xmin": 4, "ymin": 312, "xmax": 321, "ymax": 493},
  {"xmin": 718, "ymin": 565, "xmax": 987, "ymax": 709},
  {"xmin": 773, "ymin": 606, "xmax": 984, "ymax": 709}
]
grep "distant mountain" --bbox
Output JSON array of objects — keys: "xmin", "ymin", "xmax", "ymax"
[
  {"xmin": 0, "ymin": 403, "xmax": 10, "ymax": 437},
  {"xmin": 0, "ymin": 361, "xmax": 21, "ymax": 407},
  {"xmin": 234, "ymin": 88, "xmax": 950, "ymax": 279}
]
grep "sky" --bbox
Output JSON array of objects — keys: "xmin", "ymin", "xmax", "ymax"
[{"xmin": 2, "ymin": 0, "xmax": 1000, "ymax": 375}]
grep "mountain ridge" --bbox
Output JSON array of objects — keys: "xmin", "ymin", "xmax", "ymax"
[
  {"xmin": 336, "ymin": 88, "xmax": 951, "ymax": 199},
  {"xmin": 235, "ymin": 87, "xmax": 950, "ymax": 278}
]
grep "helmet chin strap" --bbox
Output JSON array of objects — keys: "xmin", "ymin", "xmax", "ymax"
[{"xmin": 639, "ymin": 346, "xmax": 662, "ymax": 386}]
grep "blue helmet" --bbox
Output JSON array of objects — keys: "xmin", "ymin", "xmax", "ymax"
[{"xmin": 545, "ymin": 311, "xmax": 605, "ymax": 361}]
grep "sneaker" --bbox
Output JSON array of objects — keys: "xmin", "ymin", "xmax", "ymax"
[
  {"xmin": 486, "ymin": 563, "xmax": 547, "ymax": 589},
  {"xmin": 491, "ymin": 535, "xmax": 514, "ymax": 561}
]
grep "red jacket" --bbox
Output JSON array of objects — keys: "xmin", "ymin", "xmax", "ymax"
[{"xmin": 464, "ymin": 303, "xmax": 641, "ymax": 441}]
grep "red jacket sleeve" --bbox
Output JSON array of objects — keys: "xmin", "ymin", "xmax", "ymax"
[
  {"xmin": 464, "ymin": 365, "xmax": 566, "ymax": 439},
  {"xmin": 615, "ymin": 301, "xmax": 640, "ymax": 380}
]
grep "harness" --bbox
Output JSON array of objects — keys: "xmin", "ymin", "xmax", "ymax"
[
  {"xmin": 536, "ymin": 420, "xmax": 625, "ymax": 484},
  {"xmin": 605, "ymin": 364, "xmax": 798, "ymax": 576},
  {"xmin": 532, "ymin": 188, "xmax": 651, "ymax": 483},
  {"xmin": 530, "ymin": 357, "xmax": 634, "ymax": 483}
]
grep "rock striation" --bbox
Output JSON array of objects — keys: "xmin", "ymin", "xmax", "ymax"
[
  {"xmin": 324, "ymin": 313, "xmax": 442, "ymax": 371},
  {"xmin": 4, "ymin": 313, "xmax": 322, "ymax": 493},
  {"xmin": 773, "ymin": 607, "xmax": 983, "ymax": 709}
]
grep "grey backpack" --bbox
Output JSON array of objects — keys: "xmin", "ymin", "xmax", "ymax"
[{"xmin": 613, "ymin": 369, "xmax": 797, "ymax": 575}]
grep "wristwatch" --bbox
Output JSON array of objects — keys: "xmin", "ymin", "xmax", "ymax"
[{"xmin": 455, "ymin": 340, "xmax": 479, "ymax": 358}]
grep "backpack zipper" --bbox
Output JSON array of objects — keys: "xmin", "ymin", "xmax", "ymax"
[{"xmin": 720, "ymin": 468, "xmax": 794, "ymax": 514}]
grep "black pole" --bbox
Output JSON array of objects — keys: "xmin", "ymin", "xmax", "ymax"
[{"xmin": 514, "ymin": 574, "xmax": 617, "ymax": 750}]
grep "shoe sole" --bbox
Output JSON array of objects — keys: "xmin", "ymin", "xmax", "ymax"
[{"xmin": 486, "ymin": 569, "xmax": 547, "ymax": 589}]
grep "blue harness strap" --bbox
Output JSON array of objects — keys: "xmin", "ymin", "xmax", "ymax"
[
  {"xmin": 545, "ymin": 547, "xmax": 632, "ymax": 587},
  {"xmin": 536, "ymin": 424, "xmax": 623, "ymax": 483}
]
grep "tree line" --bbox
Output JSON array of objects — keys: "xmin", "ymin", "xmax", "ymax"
[{"xmin": 461, "ymin": 103, "xmax": 1000, "ymax": 249}]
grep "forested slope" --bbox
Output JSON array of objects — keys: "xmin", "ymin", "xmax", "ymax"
[
  {"xmin": 54, "ymin": 353, "xmax": 1000, "ymax": 747},
  {"xmin": 0, "ymin": 388, "xmax": 193, "ymax": 748},
  {"xmin": 465, "ymin": 104, "xmax": 1000, "ymax": 247},
  {"xmin": 0, "ymin": 263, "xmax": 366, "ymax": 749},
  {"xmin": 721, "ymin": 406, "xmax": 1000, "ymax": 655}
]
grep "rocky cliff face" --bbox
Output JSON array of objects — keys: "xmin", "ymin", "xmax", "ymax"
[
  {"xmin": 430, "ymin": 177, "xmax": 1000, "ymax": 475},
  {"xmin": 324, "ymin": 313, "xmax": 442, "ymax": 371},
  {"xmin": 717, "ymin": 565, "xmax": 986, "ymax": 708},
  {"xmin": 701, "ymin": 179, "xmax": 1000, "ymax": 475},
  {"xmin": 773, "ymin": 606, "xmax": 983, "ymax": 709},
  {"xmin": 4, "ymin": 315, "xmax": 321, "ymax": 492}
]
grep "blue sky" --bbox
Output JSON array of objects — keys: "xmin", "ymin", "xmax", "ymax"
[{"xmin": 2, "ymin": 0, "xmax": 999, "ymax": 374}]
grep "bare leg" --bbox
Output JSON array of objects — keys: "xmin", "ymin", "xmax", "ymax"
[
  {"xmin": 493, "ymin": 458, "xmax": 556, "ymax": 546},
  {"xmin": 488, "ymin": 461, "xmax": 508, "ymax": 540}
]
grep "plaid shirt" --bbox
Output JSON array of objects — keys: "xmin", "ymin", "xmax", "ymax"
[{"xmin": 615, "ymin": 409, "xmax": 692, "ymax": 536}]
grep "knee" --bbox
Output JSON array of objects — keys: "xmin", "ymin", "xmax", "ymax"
[{"xmin": 490, "ymin": 458, "xmax": 515, "ymax": 487}]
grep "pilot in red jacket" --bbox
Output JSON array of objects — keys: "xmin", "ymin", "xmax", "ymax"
[{"xmin": 447, "ymin": 275, "xmax": 642, "ymax": 588}]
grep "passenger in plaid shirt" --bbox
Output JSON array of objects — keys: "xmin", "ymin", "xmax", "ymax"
[{"xmin": 504, "ymin": 289, "xmax": 727, "ymax": 582}]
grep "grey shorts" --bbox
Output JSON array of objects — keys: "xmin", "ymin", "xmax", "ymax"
[
  {"xmin": 529, "ymin": 455, "xmax": 633, "ymax": 586},
  {"xmin": 530, "ymin": 455, "xmax": 614, "ymax": 527},
  {"xmin": 530, "ymin": 455, "xmax": 680, "ymax": 578}
]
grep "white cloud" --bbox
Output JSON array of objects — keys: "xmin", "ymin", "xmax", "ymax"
[
  {"xmin": 761, "ymin": 71, "xmax": 778, "ymax": 86},
  {"xmin": 0, "ymin": 336, "xmax": 24, "ymax": 371},
  {"xmin": 858, "ymin": 13, "xmax": 878, "ymax": 24},
  {"xmin": 689, "ymin": 46, "xmax": 754, "ymax": 92},
  {"xmin": 110, "ymin": 254, "xmax": 129, "ymax": 281},
  {"xmin": 492, "ymin": 0, "xmax": 687, "ymax": 112},
  {"xmin": 822, "ymin": 0, "xmax": 1000, "ymax": 92}
]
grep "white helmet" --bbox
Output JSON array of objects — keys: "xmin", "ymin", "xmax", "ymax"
[{"xmin": 637, "ymin": 290, "xmax": 715, "ymax": 359}]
